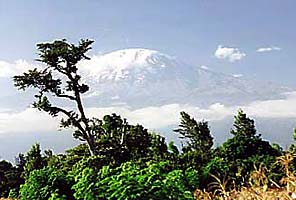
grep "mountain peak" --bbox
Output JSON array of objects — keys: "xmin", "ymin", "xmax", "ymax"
[
  {"xmin": 78, "ymin": 48, "xmax": 291, "ymax": 108},
  {"xmin": 99, "ymin": 48, "xmax": 175, "ymax": 67},
  {"xmin": 79, "ymin": 48, "xmax": 178, "ymax": 81}
]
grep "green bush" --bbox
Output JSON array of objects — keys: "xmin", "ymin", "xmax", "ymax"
[{"xmin": 19, "ymin": 166, "xmax": 74, "ymax": 200}]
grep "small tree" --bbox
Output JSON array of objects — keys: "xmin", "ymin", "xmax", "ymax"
[
  {"xmin": 13, "ymin": 39, "xmax": 100, "ymax": 156},
  {"xmin": 23, "ymin": 143, "xmax": 45, "ymax": 178}
]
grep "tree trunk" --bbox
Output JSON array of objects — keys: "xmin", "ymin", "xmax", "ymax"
[{"xmin": 86, "ymin": 136, "xmax": 97, "ymax": 156}]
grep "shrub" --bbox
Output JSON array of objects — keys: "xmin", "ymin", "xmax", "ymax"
[{"xmin": 19, "ymin": 167, "xmax": 74, "ymax": 200}]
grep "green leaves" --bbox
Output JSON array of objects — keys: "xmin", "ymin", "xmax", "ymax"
[
  {"xmin": 72, "ymin": 161, "xmax": 198, "ymax": 200},
  {"xmin": 19, "ymin": 167, "xmax": 74, "ymax": 200}
]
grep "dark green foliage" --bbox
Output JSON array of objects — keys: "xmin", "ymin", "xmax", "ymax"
[
  {"xmin": 149, "ymin": 132, "xmax": 169, "ymax": 160},
  {"xmin": 19, "ymin": 166, "xmax": 74, "ymax": 200},
  {"xmin": 175, "ymin": 111, "xmax": 213, "ymax": 153},
  {"xmin": 66, "ymin": 143, "xmax": 90, "ymax": 157},
  {"xmin": 219, "ymin": 110, "xmax": 280, "ymax": 161},
  {"xmin": 209, "ymin": 110, "xmax": 281, "ymax": 188},
  {"xmin": 70, "ymin": 155, "xmax": 113, "ymax": 178},
  {"xmin": 8, "ymin": 188, "xmax": 19, "ymax": 199},
  {"xmin": 231, "ymin": 108, "xmax": 257, "ymax": 137},
  {"xmin": 202, "ymin": 154, "xmax": 279, "ymax": 189},
  {"xmin": 0, "ymin": 160, "xmax": 23, "ymax": 197},
  {"xmin": 23, "ymin": 143, "xmax": 45, "ymax": 178},
  {"xmin": 96, "ymin": 113, "xmax": 150, "ymax": 164},
  {"xmin": 174, "ymin": 111, "xmax": 213, "ymax": 168},
  {"xmin": 90, "ymin": 113, "xmax": 170, "ymax": 166},
  {"xmin": 218, "ymin": 134, "xmax": 279, "ymax": 161}
]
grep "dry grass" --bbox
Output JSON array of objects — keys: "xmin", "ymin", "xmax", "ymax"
[
  {"xmin": 194, "ymin": 153, "xmax": 296, "ymax": 200},
  {"xmin": 195, "ymin": 186, "xmax": 295, "ymax": 200}
]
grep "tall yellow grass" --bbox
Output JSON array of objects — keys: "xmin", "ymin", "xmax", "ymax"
[{"xmin": 194, "ymin": 153, "xmax": 296, "ymax": 200}]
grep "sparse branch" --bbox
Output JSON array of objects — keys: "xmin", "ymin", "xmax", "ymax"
[{"xmin": 55, "ymin": 93, "xmax": 76, "ymax": 101}]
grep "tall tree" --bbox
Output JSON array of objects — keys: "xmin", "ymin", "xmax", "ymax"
[
  {"xmin": 13, "ymin": 39, "xmax": 100, "ymax": 155},
  {"xmin": 174, "ymin": 111, "xmax": 213, "ymax": 166}
]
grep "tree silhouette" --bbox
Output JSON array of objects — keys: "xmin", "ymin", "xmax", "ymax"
[
  {"xmin": 174, "ymin": 111, "xmax": 213, "ymax": 167},
  {"xmin": 230, "ymin": 108, "xmax": 257, "ymax": 138},
  {"xmin": 13, "ymin": 39, "xmax": 100, "ymax": 155}
]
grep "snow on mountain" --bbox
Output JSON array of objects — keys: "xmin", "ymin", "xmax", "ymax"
[
  {"xmin": 80, "ymin": 48, "xmax": 178, "ymax": 82},
  {"xmin": 79, "ymin": 48, "xmax": 291, "ymax": 108}
]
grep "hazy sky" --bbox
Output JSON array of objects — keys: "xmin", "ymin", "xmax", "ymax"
[{"xmin": 0, "ymin": 0, "xmax": 295, "ymax": 85}]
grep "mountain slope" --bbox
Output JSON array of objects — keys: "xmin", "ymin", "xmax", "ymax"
[{"xmin": 78, "ymin": 48, "xmax": 290, "ymax": 108}]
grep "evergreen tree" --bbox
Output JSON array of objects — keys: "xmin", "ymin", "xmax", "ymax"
[{"xmin": 230, "ymin": 108, "xmax": 257, "ymax": 138}]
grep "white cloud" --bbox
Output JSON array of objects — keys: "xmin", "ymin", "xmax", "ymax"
[
  {"xmin": 256, "ymin": 46, "xmax": 281, "ymax": 52},
  {"xmin": 2, "ymin": 91, "xmax": 296, "ymax": 134},
  {"xmin": 80, "ymin": 103, "xmax": 234, "ymax": 130},
  {"xmin": 0, "ymin": 108, "xmax": 59, "ymax": 133},
  {"xmin": 215, "ymin": 45, "xmax": 246, "ymax": 62},
  {"xmin": 0, "ymin": 104, "xmax": 234, "ymax": 134},
  {"xmin": 241, "ymin": 92, "xmax": 296, "ymax": 118},
  {"xmin": 200, "ymin": 65, "xmax": 209, "ymax": 70},
  {"xmin": 232, "ymin": 74, "xmax": 243, "ymax": 78},
  {"xmin": 0, "ymin": 60, "xmax": 39, "ymax": 78},
  {"xmin": 1, "ymin": 91, "xmax": 295, "ymax": 134}
]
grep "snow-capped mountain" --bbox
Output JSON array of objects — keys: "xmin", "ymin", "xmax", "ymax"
[{"xmin": 79, "ymin": 48, "xmax": 290, "ymax": 108}]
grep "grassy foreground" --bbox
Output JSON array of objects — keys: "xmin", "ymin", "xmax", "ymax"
[
  {"xmin": 195, "ymin": 187, "xmax": 296, "ymax": 199},
  {"xmin": 1, "ymin": 187, "xmax": 296, "ymax": 200}
]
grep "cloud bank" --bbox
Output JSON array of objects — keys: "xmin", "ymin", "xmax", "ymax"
[
  {"xmin": 1, "ymin": 92, "xmax": 296, "ymax": 134},
  {"xmin": 0, "ymin": 108, "xmax": 59, "ymax": 133},
  {"xmin": 214, "ymin": 45, "xmax": 246, "ymax": 62}
]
